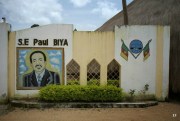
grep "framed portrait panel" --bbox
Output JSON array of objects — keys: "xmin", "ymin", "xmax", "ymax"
[{"xmin": 16, "ymin": 47, "xmax": 64, "ymax": 90}]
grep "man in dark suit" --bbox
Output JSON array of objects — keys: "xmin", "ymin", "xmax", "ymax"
[{"xmin": 23, "ymin": 51, "xmax": 60, "ymax": 87}]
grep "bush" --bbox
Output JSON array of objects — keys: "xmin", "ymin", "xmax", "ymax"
[
  {"xmin": 107, "ymin": 80, "xmax": 119, "ymax": 87},
  {"xmin": 67, "ymin": 80, "xmax": 80, "ymax": 85},
  {"xmin": 39, "ymin": 85, "xmax": 123, "ymax": 102},
  {"xmin": 87, "ymin": 80, "xmax": 100, "ymax": 86}
]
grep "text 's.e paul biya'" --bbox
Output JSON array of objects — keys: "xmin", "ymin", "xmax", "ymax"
[{"xmin": 17, "ymin": 38, "xmax": 68, "ymax": 46}]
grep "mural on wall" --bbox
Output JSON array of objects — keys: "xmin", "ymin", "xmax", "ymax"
[
  {"xmin": 17, "ymin": 48, "xmax": 64, "ymax": 89},
  {"xmin": 120, "ymin": 39, "xmax": 152, "ymax": 61}
]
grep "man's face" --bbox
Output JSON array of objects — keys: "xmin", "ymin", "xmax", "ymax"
[{"xmin": 31, "ymin": 53, "xmax": 46, "ymax": 73}]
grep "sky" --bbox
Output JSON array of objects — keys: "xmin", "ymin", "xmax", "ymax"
[
  {"xmin": 0, "ymin": 0, "xmax": 133, "ymax": 31},
  {"xmin": 18, "ymin": 49, "xmax": 62, "ymax": 75}
]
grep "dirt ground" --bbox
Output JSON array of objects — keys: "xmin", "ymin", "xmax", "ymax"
[{"xmin": 0, "ymin": 102, "xmax": 180, "ymax": 121}]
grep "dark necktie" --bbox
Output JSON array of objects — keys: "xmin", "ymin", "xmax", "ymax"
[{"xmin": 37, "ymin": 74, "xmax": 41, "ymax": 87}]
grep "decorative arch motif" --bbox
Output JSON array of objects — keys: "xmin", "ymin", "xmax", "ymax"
[
  {"xmin": 107, "ymin": 59, "xmax": 120, "ymax": 80},
  {"xmin": 87, "ymin": 59, "xmax": 100, "ymax": 81},
  {"xmin": 66, "ymin": 59, "xmax": 80, "ymax": 81}
]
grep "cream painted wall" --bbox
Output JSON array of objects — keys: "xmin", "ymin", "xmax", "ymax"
[
  {"xmin": 8, "ymin": 32, "xmax": 16, "ymax": 98},
  {"xmin": 9, "ymin": 31, "xmax": 115, "ymax": 97},
  {"xmin": 115, "ymin": 25, "xmax": 170, "ymax": 99},
  {"xmin": 115, "ymin": 26, "xmax": 157, "ymax": 94},
  {"xmin": 155, "ymin": 26, "xmax": 170, "ymax": 100},
  {"xmin": 0, "ymin": 23, "xmax": 11, "ymax": 101},
  {"xmin": 162, "ymin": 26, "xmax": 170, "ymax": 99},
  {"xmin": 14, "ymin": 24, "xmax": 73, "ymax": 96},
  {"xmin": 7, "ymin": 24, "xmax": 170, "ymax": 100},
  {"xmin": 73, "ymin": 31, "xmax": 115, "ymax": 85}
]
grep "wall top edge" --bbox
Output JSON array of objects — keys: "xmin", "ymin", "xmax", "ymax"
[
  {"xmin": 115, "ymin": 25, "xmax": 170, "ymax": 28},
  {"xmin": 12, "ymin": 24, "xmax": 74, "ymax": 32}
]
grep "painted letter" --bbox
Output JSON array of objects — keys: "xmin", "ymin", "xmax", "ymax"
[
  {"xmin": 64, "ymin": 39, "xmax": 68, "ymax": 46},
  {"xmin": 33, "ymin": 39, "xmax": 38, "ymax": 45}
]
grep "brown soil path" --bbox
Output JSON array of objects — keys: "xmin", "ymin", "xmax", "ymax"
[{"xmin": 0, "ymin": 102, "xmax": 180, "ymax": 121}]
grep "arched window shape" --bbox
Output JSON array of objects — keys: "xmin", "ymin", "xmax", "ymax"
[
  {"xmin": 87, "ymin": 59, "xmax": 100, "ymax": 81},
  {"xmin": 107, "ymin": 59, "xmax": 120, "ymax": 80},
  {"xmin": 66, "ymin": 59, "xmax": 80, "ymax": 81}
]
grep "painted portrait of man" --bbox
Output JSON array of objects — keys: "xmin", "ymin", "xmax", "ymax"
[{"xmin": 23, "ymin": 50, "xmax": 60, "ymax": 87}]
